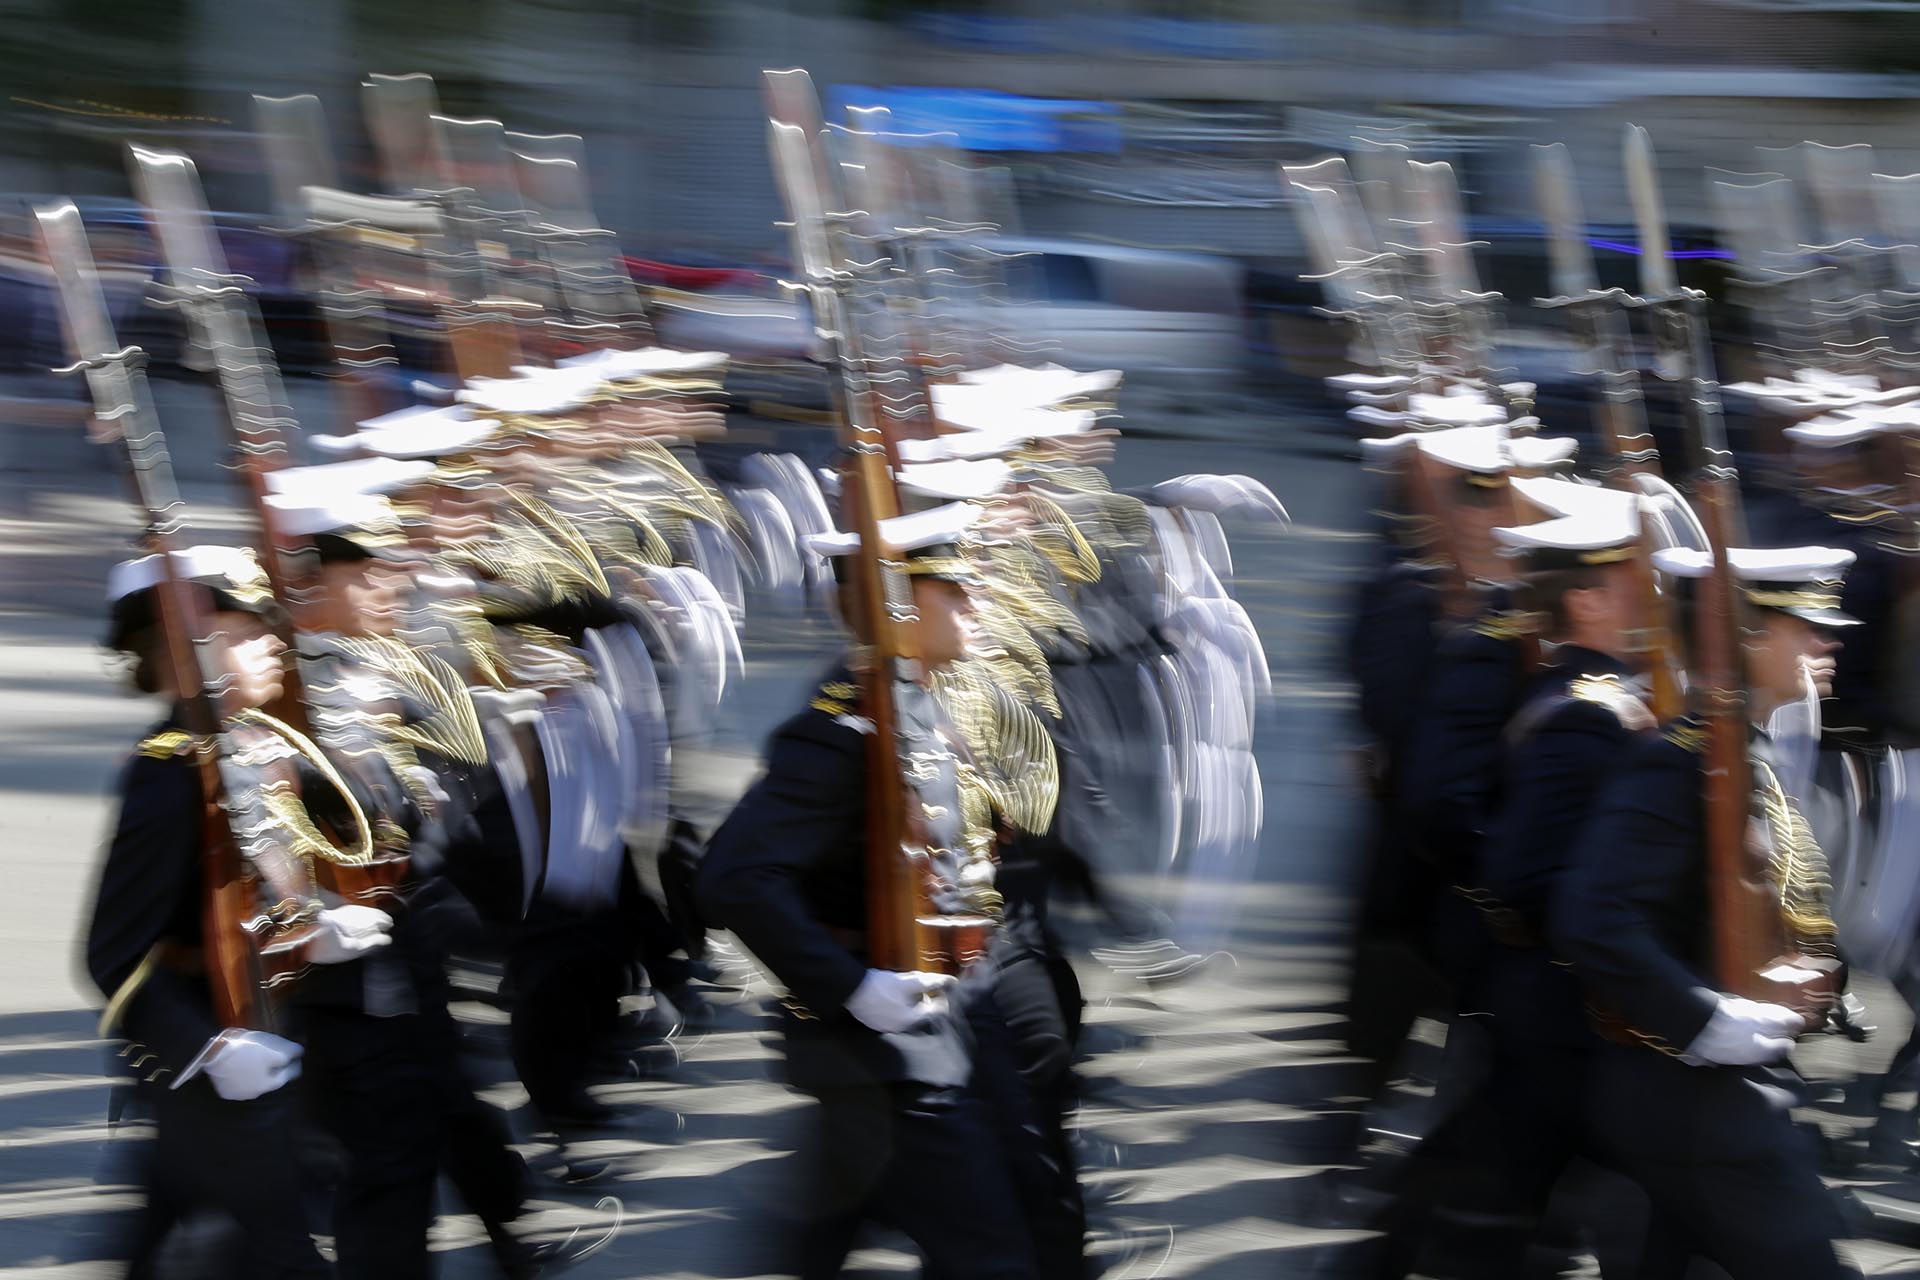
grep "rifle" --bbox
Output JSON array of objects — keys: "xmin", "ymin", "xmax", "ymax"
[
  {"xmin": 1533, "ymin": 141, "xmax": 1683, "ymax": 721},
  {"xmin": 763, "ymin": 68, "xmax": 991, "ymax": 974},
  {"xmin": 126, "ymin": 146, "xmax": 409, "ymax": 907},
  {"xmin": 35, "ymin": 200, "xmax": 322, "ymax": 1031},
  {"xmin": 1625, "ymin": 126, "xmax": 1825, "ymax": 1005}
]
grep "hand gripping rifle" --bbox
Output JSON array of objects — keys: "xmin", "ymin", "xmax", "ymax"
[
  {"xmin": 35, "ymin": 200, "xmax": 323, "ymax": 1031},
  {"xmin": 763, "ymin": 67, "xmax": 992, "ymax": 974},
  {"xmin": 1625, "ymin": 127, "xmax": 1834, "ymax": 1008},
  {"xmin": 1534, "ymin": 141, "xmax": 1684, "ymax": 721},
  {"xmin": 126, "ymin": 146, "xmax": 409, "ymax": 907}
]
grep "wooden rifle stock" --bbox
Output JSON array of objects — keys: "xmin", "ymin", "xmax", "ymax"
[
  {"xmin": 126, "ymin": 145, "xmax": 407, "ymax": 908},
  {"xmin": 1691, "ymin": 467, "xmax": 1782, "ymax": 1001},
  {"xmin": 33, "ymin": 199, "xmax": 320, "ymax": 1031},
  {"xmin": 1575, "ymin": 299, "xmax": 1686, "ymax": 723},
  {"xmin": 1667, "ymin": 292, "xmax": 1820, "ymax": 1005},
  {"xmin": 764, "ymin": 68, "xmax": 988, "ymax": 974}
]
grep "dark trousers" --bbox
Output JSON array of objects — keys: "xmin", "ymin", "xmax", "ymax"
[
  {"xmin": 301, "ymin": 1006, "xmax": 448, "ymax": 1280},
  {"xmin": 1345, "ymin": 841, "xmax": 1452, "ymax": 1101},
  {"xmin": 507, "ymin": 904, "xmax": 626, "ymax": 1121},
  {"xmin": 798, "ymin": 1080, "xmax": 1040, "ymax": 1280},
  {"xmin": 302, "ymin": 1000, "xmax": 532, "ymax": 1278},
  {"xmin": 124, "ymin": 1079, "xmax": 329, "ymax": 1280},
  {"xmin": 971, "ymin": 936, "xmax": 1088, "ymax": 1279},
  {"xmin": 443, "ymin": 1074, "xmax": 533, "ymax": 1238},
  {"xmin": 1588, "ymin": 1047, "xmax": 1858, "ymax": 1280}
]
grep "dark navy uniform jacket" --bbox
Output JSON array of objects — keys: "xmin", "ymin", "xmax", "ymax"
[
  {"xmin": 1549, "ymin": 717, "xmax": 1722, "ymax": 1054},
  {"xmin": 1400, "ymin": 594, "xmax": 1534, "ymax": 881},
  {"xmin": 696, "ymin": 665, "xmax": 973, "ymax": 1093},
  {"xmin": 1476, "ymin": 647, "xmax": 1650, "ymax": 1046},
  {"xmin": 1480, "ymin": 648, "xmax": 1647, "ymax": 933},
  {"xmin": 86, "ymin": 721, "xmax": 226, "ymax": 1088},
  {"xmin": 1349, "ymin": 555, "xmax": 1442, "ymax": 766}
]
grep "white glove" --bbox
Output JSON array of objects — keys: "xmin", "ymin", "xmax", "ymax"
[
  {"xmin": 178, "ymin": 1029, "xmax": 303, "ymax": 1101},
  {"xmin": 305, "ymin": 905, "xmax": 395, "ymax": 966},
  {"xmin": 844, "ymin": 969, "xmax": 956, "ymax": 1034},
  {"xmin": 1683, "ymin": 996, "xmax": 1806, "ymax": 1066}
]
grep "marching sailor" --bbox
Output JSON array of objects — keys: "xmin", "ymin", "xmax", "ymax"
[
  {"xmin": 85, "ymin": 546, "xmax": 393, "ymax": 1278},
  {"xmin": 695, "ymin": 501, "xmax": 1060, "ymax": 1279},
  {"xmin": 1552, "ymin": 545, "xmax": 1862, "ymax": 1280}
]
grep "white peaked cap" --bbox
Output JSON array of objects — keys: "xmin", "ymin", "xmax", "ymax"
[
  {"xmin": 1405, "ymin": 391, "xmax": 1510, "ymax": 428},
  {"xmin": 1358, "ymin": 425, "xmax": 1578, "ymax": 474},
  {"xmin": 458, "ymin": 364, "xmax": 607, "ymax": 415},
  {"xmin": 106, "ymin": 545, "xmax": 262, "ymax": 603},
  {"xmin": 1724, "ymin": 374, "xmax": 1920, "ymax": 411},
  {"xmin": 1653, "ymin": 545, "xmax": 1855, "ymax": 581},
  {"xmin": 1495, "ymin": 486, "xmax": 1640, "ymax": 553},
  {"xmin": 1511, "ymin": 475, "xmax": 1623, "ymax": 519},
  {"xmin": 326, "ymin": 404, "xmax": 501, "ymax": 460},
  {"xmin": 1784, "ymin": 401, "xmax": 1920, "ymax": 447},
  {"xmin": 897, "ymin": 458, "xmax": 1013, "ymax": 501},
  {"xmin": 265, "ymin": 457, "xmax": 435, "ymax": 500},
  {"xmin": 261, "ymin": 491, "xmax": 397, "ymax": 538},
  {"xmin": 929, "ymin": 392, "xmax": 1100, "ymax": 435},
  {"xmin": 553, "ymin": 347, "xmax": 730, "ymax": 378},
  {"xmin": 803, "ymin": 500, "xmax": 981, "ymax": 559},
  {"xmin": 954, "ymin": 363, "xmax": 1122, "ymax": 399},
  {"xmin": 896, "ymin": 409, "xmax": 1099, "ymax": 462},
  {"xmin": 1326, "ymin": 371, "xmax": 1413, "ymax": 392}
]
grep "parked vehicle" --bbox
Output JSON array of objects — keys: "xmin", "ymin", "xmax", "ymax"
[{"xmin": 0, "ymin": 197, "xmax": 327, "ymax": 377}]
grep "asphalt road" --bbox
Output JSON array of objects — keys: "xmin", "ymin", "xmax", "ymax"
[{"xmin": 3, "ymin": 374, "xmax": 1917, "ymax": 1277}]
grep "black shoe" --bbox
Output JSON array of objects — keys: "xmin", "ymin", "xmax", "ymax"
[
  {"xmin": 496, "ymin": 1197, "xmax": 623, "ymax": 1278},
  {"xmin": 539, "ymin": 1091, "xmax": 617, "ymax": 1132},
  {"xmin": 657, "ymin": 983, "xmax": 716, "ymax": 1030}
]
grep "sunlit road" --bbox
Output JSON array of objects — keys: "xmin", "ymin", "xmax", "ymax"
[{"xmin": 4, "ymin": 375, "xmax": 1913, "ymax": 1277}]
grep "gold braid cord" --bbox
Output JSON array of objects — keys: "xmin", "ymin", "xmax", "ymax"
[
  {"xmin": 334, "ymin": 635, "xmax": 489, "ymax": 767},
  {"xmin": 931, "ymin": 660, "xmax": 1061, "ymax": 844},
  {"xmin": 508, "ymin": 491, "xmax": 612, "ymax": 597},
  {"xmin": 1753, "ymin": 759, "xmax": 1841, "ymax": 956},
  {"xmin": 234, "ymin": 709, "xmax": 375, "ymax": 867}
]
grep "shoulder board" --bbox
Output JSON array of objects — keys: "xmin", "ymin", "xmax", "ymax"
[
  {"xmin": 135, "ymin": 730, "xmax": 193, "ymax": 760},
  {"xmin": 1662, "ymin": 718, "xmax": 1708, "ymax": 754},
  {"xmin": 1568, "ymin": 673, "xmax": 1654, "ymax": 730},
  {"xmin": 1472, "ymin": 609, "xmax": 1537, "ymax": 642},
  {"xmin": 809, "ymin": 677, "xmax": 862, "ymax": 718}
]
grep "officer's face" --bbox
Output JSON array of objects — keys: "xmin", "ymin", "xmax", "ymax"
[
  {"xmin": 320, "ymin": 559, "xmax": 407, "ymax": 638},
  {"xmin": 213, "ymin": 610, "xmax": 286, "ymax": 708},
  {"xmin": 1444, "ymin": 473, "xmax": 1512, "ymax": 581},
  {"xmin": 1746, "ymin": 612, "xmax": 1841, "ymax": 707},
  {"xmin": 912, "ymin": 577, "xmax": 975, "ymax": 669},
  {"xmin": 1567, "ymin": 564, "xmax": 1642, "ymax": 662}
]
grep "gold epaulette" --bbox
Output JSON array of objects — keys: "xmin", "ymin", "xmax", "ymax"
[
  {"xmin": 1568, "ymin": 673, "xmax": 1654, "ymax": 730},
  {"xmin": 1663, "ymin": 719, "xmax": 1708, "ymax": 754},
  {"xmin": 810, "ymin": 679, "xmax": 858, "ymax": 717},
  {"xmin": 136, "ymin": 730, "xmax": 192, "ymax": 760},
  {"xmin": 1473, "ymin": 609, "xmax": 1537, "ymax": 642}
]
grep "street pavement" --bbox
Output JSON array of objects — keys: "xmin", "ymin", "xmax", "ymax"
[{"xmin": 1, "ymin": 373, "xmax": 1917, "ymax": 1277}]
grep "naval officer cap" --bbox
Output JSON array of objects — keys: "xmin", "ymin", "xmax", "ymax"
[
  {"xmin": 1782, "ymin": 400, "xmax": 1920, "ymax": 449},
  {"xmin": 263, "ymin": 491, "xmax": 410, "ymax": 564},
  {"xmin": 104, "ymin": 544, "xmax": 280, "ymax": 651},
  {"xmin": 314, "ymin": 404, "xmax": 503, "ymax": 461},
  {"xmin": 805, "ymin": 500, "xmax": 984, "ymax": 587},
  {"xmin": 1359, "ymin": 425, "xmax": 1578, "ymax": 484},
  {"xmin": 265, "ymin": 457, "xmax": 436, "ymax": 502},
  {"xmin": 1652, "ymin": 545, "xmax": 1860, "ymax": 628},
  {"xmin": 897, "ymin": 407, "xmax": 1099, "ymax": 462},
  {"xmin": 1494, "ymin": 486, "xmax": 1641, "ymax": 571},
  {"xmin": 458, "ymin": 364, "xmax": 608, "ymax": 416}
]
